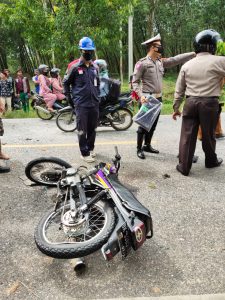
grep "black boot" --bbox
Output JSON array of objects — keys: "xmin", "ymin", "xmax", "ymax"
[
  {"xmin": 0, "ymin": 165, "xmax": 10, "ymax": 173},
  {"xmin": 142, "ymin": 144, "xmax": 159, "ymax": 154},
  {"xmin": 137, "ymin": 130, "xmax": 145, "ymax": 159},
  {"xmin": 137, "ymin": 149, "xmax": 145, "ymax": 159}
]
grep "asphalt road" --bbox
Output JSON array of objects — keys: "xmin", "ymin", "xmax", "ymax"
[{"xmin": 1, "ymin": 114, "xmax": 225, "ymax": 300}]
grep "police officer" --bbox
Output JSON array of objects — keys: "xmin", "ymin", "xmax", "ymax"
[
  {"xmin": 173, "ymin": 29, "xmax": 225, "ymax": 176},
  {"xmin": 64, "ymin": 37, "xmax": 100, "ymax": 163},
  {"xmin": 133, "ymin": 34, "xmax": 195, "ymax": 159}
]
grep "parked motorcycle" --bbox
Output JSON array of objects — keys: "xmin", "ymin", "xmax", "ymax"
[
  {"xmin": 31, "ymin": 92, "xmax": 68, "ymax": 120},
  {"xmin": 56, "ymin": 93, "xmax": 134, "ymax": 132},
  {"xmin": 25, "ymin": 147, "xmax": 153, "ymax": 261},
  {"xmin": 12, "ymin": 96, "xmax": 23, "ymax": 110}
]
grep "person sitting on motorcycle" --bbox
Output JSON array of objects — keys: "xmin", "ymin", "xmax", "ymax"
[
  {"xmin": 50, "ymin": 68, "xmax": 66, "ymax": 102},
  {"xmin": 38, "ymin": 64, "xmax": 57, "ymax": 112},
  {"xmin": 94, "ymin": 59, "xmax": 109, "ymax": 96}
]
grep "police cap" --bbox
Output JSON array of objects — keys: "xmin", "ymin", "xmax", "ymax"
[{"xmin": 141, "ymin": 34, "xmax": 161, "ymax": 45}]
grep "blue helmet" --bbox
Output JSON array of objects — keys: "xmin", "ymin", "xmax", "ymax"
[{"xmin": 78, "ymin": 37, "xmax": 95, "ymax": 50}]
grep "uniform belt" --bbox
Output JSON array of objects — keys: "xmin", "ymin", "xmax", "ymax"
[
  {"xmin": 142, "ymin": 92, "xmax": 162, "ymax": 98},
  {"xmin": 152, "ymin": 93, "xmax": 162, "ymax": 98}
]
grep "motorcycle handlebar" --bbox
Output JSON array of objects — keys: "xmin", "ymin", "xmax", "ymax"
[
  {"xmin": 114, "ymin": 146, "xmax": 121, "ymax": 160},
  {"xmin": 84, "ymin": 147, "xmax": 121, "ymax": 178}
]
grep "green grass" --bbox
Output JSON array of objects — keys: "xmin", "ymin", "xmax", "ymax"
[
  {"xmin": 4, "ymin": 109, "xmax": 37, "ymax": 118},
  {"xmin": 3, "ymin": 75, "xmax": 225, "ymax": 118}
]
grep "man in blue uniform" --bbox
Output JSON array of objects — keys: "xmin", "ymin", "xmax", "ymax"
[{"xmin": 64, "ymin": 37, "xmax": 100, "ymax": 163}]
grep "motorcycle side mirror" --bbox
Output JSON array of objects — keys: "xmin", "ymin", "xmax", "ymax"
[{"xmin": 114, "ymin": 146, "xmax": 121, "ymax": 160}]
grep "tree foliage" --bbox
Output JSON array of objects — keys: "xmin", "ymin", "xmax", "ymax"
[{"xmin": 0, "ymin": 0, "xmax": 224, "ymax": 75}]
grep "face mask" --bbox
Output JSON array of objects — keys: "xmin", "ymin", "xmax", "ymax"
[
  {"xmin": 83, "ymin": 52, "xmax": 93, "ymax": 61},
  {"xmin": 43, "ymin": 71, "xmax": 49, "ymax": 76},
  {"xmin": 155, "ymin": 45, "xmax": 163, "ymax": 54}
]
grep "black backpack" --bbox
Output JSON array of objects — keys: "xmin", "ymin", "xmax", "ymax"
[{"xmin": 102, "ymin": 78, "xmax": 121, "ymax": 102}]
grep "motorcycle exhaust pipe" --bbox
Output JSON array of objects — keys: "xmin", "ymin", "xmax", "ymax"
[
  {"xmin": 71, "ymin": 258, "xmax": 86, "ymax": 273},
  {"xmin": 35, "ymin": 105, "xmax": 51, "ymax": 114}
]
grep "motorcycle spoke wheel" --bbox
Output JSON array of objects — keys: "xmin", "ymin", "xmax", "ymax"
[
  {"xmin": 34, "ymin": 201, "xmax": 115, "ymax": 258},
  {"xmin": 25, "ymin": 157, "xmax": 72, "ymax": 186},
  {"xmin": 110, "ymin": 108, "xmax": 133, "ymax": 131},
  {"xmin": 44, "ymin": 204, "xmax": 106, "ymax": 244},
  {"xmin": 36, "ymin": 104, "xmax": 54, "ymax": 120},
  {"xmin": 56, "ymin": 111, "xmax": 76, "ymax": 132}
]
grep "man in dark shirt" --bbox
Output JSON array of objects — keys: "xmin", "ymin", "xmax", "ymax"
[{"xmin": 64, "ymin": 37, "xmax": 100, "ymax": 163}]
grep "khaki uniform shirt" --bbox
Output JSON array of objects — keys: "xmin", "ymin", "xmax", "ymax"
[
  {"xmin": 132, "ymin": 52, "xmax": 195, "ymax": 98},
  {"xmin": 174, "ymin": 53, "xmax": 225, "ymax": 111}
]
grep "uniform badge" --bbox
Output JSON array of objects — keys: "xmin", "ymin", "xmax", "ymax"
[
  {"xmin": 78, "ymin": 67, "xmax": 83, "ymax": 75},
  {"xmin": 136, "ymin": 63, "xmax": 142, "ymax": 70}
]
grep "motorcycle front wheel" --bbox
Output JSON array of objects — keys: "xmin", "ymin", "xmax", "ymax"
[
  {"xmin": 56, "ymin": 111, "xmax": 76, "ymax": 132},
  {"xmin": 110, "ymin": 108, "xmax": 133, "ymax": 131},
  {"xmin": 34, "ymin": 201, "xmax": 115, "ymax": 258},
  {"xmin": 36, "ymin": 103, "xmax": 54, "ymax": 120},
  {"xmin": 25, "ymin": 157, "xmax": 72, "ymax": 186}
]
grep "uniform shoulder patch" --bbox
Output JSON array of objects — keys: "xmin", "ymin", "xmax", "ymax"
[{"xmin": 68, "ymin": 59, "xmax": 80, "ymax": 71}]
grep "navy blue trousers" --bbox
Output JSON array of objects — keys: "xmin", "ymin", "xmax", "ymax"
[{"xmin": 75, "ymin": 106, "xmax": 99, "ymax": 156}]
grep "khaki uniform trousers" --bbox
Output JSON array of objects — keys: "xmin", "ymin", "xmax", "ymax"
[{"xmin": 178, "ymin": 97, "xmax": 219, "ymax": 175}]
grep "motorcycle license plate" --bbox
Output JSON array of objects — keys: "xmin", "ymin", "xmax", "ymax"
[{"xmin": 117, "ymin": 223, "xmax": 132, "ymax": 259}]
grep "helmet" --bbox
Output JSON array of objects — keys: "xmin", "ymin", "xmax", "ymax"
[
  {"xmin": 38, "ymin": 64, "xmax": 49, "ymax": 74},
  {"xmin": 193, "ymin": 29, "xmax": 222, "ymax": 54},
  {"xmin": 78, "ymin": 37, "xmax": 95, "ymax": 50},
  {"xmin": 50, "ymin": 67, "xmax": 60, "ymax": 78},
  {"xmin": 94, "ymin": 59, "xmax": 107, "ymax": 71}
]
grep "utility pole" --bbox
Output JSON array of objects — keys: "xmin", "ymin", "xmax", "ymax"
[
  {"xmin": 42, "ymin": 0, "xmax": 55, "ymax": 67},
  {"xmin": 119, "ymin": 24, "xmax": 123, "ymax": 85},
  {"xmin": 128, "ymin": 3, "xmax": 133, "ymax": 82}
]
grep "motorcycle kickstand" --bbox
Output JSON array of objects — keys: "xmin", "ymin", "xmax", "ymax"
[{"xmin": 70, "ymin": 257, "xmax": 86, "ymax": 274}]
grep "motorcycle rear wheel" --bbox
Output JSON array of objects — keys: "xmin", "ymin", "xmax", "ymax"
[
  {"xmin": 110, "ymin": 108, "xmax": 133, "ymax": 131},
  {"xmin": 34, "ymin": 201, "xmax": 115, "ymax": 258},
  {"xmin": 56, "ymin": 111, "xmax": 76, "ymax": 132},
  {"xmin": 36, "ymin": 103, "xmax": 54, "ymax": 120},
  {"xmin": 25, "ymin": 157, "xmax": 72, "ymax": 186}
]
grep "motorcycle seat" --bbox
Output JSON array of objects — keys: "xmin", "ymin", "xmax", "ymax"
[{"xmin": 108, "ymin": 175, "xmax": 150, "ymax": 217}]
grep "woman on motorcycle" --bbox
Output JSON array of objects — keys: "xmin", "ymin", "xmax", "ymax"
[
  {"xmin": 50, "ymin": 68, "xmax": 66, "ymax": 101},
  {"xmin": 38, "ymin": 64, "xmax": 57, "ymax": 112}
]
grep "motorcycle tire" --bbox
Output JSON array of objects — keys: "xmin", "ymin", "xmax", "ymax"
[
  {"xmin": 56, "ymin": 111, "xmax": 76, "ymax": 132},
  {"xmin": 34, "ymin": 201, "xmax": 116, "ymax": 259},
  {"xmin": 110, "ymin": 108, "xmax": 133, "ymax": 131},
  {"xmin": 36, "ymin": 103, "xmax": 54, "ymax": 120},
  {"xmin": 25, "ymin": 157, "xmax": 72, "ymax": 186}
]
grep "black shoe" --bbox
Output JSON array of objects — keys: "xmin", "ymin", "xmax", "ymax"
[
  {"xmin": 0, "ymin": 165, "xmax": 10, "ymax": 173},
  {"xmin": 216, "ymin": 133, "xmax": 225, "ymax": 139},
  {"xmin": 137, "ymin": 150, "xmax": 145, "ymax": 159},
  {"xmin": 176, "ymin": 164, "xmax": 189, "ymax": 176},
  {"xmin": 142, "ymin": 145, "xmax": 159, "ymax": 154},
  {"xmin": 205, "ymin": 158, "xmax": 223, "ymax": 168}
]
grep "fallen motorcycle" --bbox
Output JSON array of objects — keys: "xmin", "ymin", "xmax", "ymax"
[
  {"xmin": 25, "ymin": 147, "xmax": 153, "ymax": 261},
  {"xmin": 56, "ymin": 93, "xmax": 134, "ymax": 132}
]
